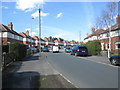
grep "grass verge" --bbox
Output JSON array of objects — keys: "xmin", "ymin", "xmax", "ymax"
[{"xmin": 31, "ymin": 74, "xmax": 76, "ymax": 88}]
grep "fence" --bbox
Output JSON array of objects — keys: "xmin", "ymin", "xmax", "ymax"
[{"xmin": 2, "ymin": 52, "xmax": 16, "ymax": 69}]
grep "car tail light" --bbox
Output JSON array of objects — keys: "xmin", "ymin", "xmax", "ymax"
[{"xmin": 77, "ymin": 50, "xmax": 81, "ymax": 52}]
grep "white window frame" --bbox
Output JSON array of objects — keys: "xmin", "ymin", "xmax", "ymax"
[{"xmin": 115, "ymin": 42, "xmax": 120, "ymax": 49}]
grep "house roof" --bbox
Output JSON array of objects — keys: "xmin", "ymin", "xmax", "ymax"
[
  {"xmin": 0, "ymin": 24, "xmax": 23, "ymax": 37},
  {"xmin": 84, "ymin": 28, "xmax": 108, "ymax": 40},
  {"xmin": 33, "ymin": 36, "xmax": 39, "ymax": 40},
  {"xmin": 19, "ymin": 32, "xmax": 31, "ymax": 39}
]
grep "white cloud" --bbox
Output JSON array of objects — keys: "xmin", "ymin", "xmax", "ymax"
[
  {"xmin": 16, "ymin": 0, "xmax": 44, "ymax": 12},
  {"xmin": 1, "ymin": 6, "xmax": 8, "ymax": 9},
  {"xmin": 31, "ymin": 32, "xmax": 37, "ymax": 36},
  {"xmin": 31, "ymin": 11, "xmax": 49, "ymax": 18},
  {"xmin": 25, "ymin": 28, "xmax": 37, "ymax": 36},
  {"xmin": 56, "ymin": 12, "xmax": 63, "ymax": 18},
  {"xmin": 53, "ymin": 33, "xmax": 65, "ymax": 38},
  {"xmin": 42, "ymin": 26, "xmax": 79, "ymax": 41}
]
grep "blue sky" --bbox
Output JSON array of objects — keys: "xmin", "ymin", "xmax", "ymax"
[{"xmin": 1, "ymin": 1, "xmax": 115, "ymax": 41}]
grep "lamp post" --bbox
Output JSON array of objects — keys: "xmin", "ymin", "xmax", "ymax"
[
  {"xmin": 30, "ymin": 17, "xmax": 34, "ymax": 54},
  {"xmin": 39, "ymin": 8, "xmax": 41, "ymax": 56}
]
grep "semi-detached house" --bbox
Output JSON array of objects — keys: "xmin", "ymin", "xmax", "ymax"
[
  {"xmin": 0, "ymin": 22, "xmax": 23, "ymax": 45},
  {"xmin": 84, "ymin": 15, "xmax": 120, "ymax": 54},
  {"xmin": 19, "ymin": 30, "xmax": 36, "ymax": 47}
]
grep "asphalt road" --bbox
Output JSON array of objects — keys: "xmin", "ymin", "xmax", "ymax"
[{"xmin": 44, "ymin": 51, "xmax": 119, "ymax": 88}]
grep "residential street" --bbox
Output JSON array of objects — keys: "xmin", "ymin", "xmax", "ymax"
[
  {"xmin": 2, "ymin": 53, "xmax": 76, "ymax": 88},
  {"xmin": 44, "ymin": 50, "xmax": 119, "ymax": 88}
]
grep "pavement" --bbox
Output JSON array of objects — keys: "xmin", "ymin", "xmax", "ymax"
[
  {"xmin": 2, "ymin": 52, "xmax": 76, "ymax": 88},
  {"xmin": 2, "ymin": 53, "xmax": 59, "ymax": 88}
]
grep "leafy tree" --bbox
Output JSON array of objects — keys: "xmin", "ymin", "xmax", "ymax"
[{"xmin": 85, "ymin": 41, "xmax": 101, "ymax": 55}]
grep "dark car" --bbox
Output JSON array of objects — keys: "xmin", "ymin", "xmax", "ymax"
[
  {"xmin": 109, "ymin": 55, "xmax": 120, "ymax": 66},
  {"xmin": 71, "ymin": 46, "xmax": 88, "ymax": 56},
  {"xmin": 65, "ymin": 47, "xmax": 71, "ymax": 53},
  {"xmin": 42, "ymin": 47, "xmax": 49, "ymax": 52}
]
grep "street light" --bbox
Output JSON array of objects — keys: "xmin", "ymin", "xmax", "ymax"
[
  {"xmin": 30, "ymin": 17, "xmax": 34, "ymax": 54},
  {"xmin": 39, "ymin": 8, "xmax": 41, "ymax": 56}
]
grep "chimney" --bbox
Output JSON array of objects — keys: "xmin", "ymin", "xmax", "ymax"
[
  {"xmin": 8, "ymin": 22, "xmax": 13, "ymax": 30},
  {"xmin": 86, "ymin": 33, "xmax": 89, "ymax": 37},
  {"xmin": 26, "ymin": 30, "xmax": 29, "ymax": 36},
  {"xmin": 92, "ymin": 28, "xmax": 95, "ymax": 34},
  {"xmin": 116, "ymin": 15, "xmax": 120, "ymax": 25}
]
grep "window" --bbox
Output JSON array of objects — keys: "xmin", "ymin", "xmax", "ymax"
[
  {"xmin": 115, "ymin": 42, "xmax": 120, "ymax": 49},
  {"xmin": 106, "ymin": 43, "xmax": 109, "ymax": 50}
]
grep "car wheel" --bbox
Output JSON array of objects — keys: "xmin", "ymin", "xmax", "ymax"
[
  {"xmin": 75, "ymin": 53, "xmax": 78, "ymax": 56},
  {"xmin": 111, "ymin": 59, "xmax": 117, "ymax": 65}
]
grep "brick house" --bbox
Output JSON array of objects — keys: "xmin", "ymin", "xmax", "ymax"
[
  {"xmin": 44, "ymin": 37, "xmax": 49, "ymax": 46},
  {"xmin": 33, "ymin": 36, "xmax": 45, "ymax": 46},
  {"xmin": 84, "ymin": 15, "xmax": 120, "ymax": 54},
  {"xmin": 33, "ymin": 36, "xmax": 40, "ymax": 46},
  {"xmin": 19, "ymin": 30, "xmax": 36, "ymax": 47},
  {"xmin": 0, "ymin": 22, "xmax": 23, "ymax": 45},
  {"xmin": 54, "ymin": 39, "xmax": 59, "ymax": 46}
]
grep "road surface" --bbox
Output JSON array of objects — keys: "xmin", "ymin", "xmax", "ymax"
[{"xmin": 44, "ymin": 51, "xmax": 119, "ymax": 88}]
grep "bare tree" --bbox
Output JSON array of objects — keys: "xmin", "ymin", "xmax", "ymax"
[
  {"xmin": 94, "ymin": 16, "xmax": 103, "ymax": 30},
  {"xmin": 102, "ymin": 2, "xmax": 117, "ymax": 28},
  {"xmin": 101, "ymin": 2, "xmax": 118, "ymax": 58}
]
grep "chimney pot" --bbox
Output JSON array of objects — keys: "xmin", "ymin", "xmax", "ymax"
[
  {"xmin": 92, "ymin": 28, "xmax": 95, "ymax": 34},
  {"xmin": 116, "ymin": 15, "xmax": 120, "ymax": 25},
  {"xmin": 26, "ymin": 30, "xmax": 29, "ymax": 36},
  {"xmin": 8, "ymin": 22, "xmax": 13, "ymax": 30}
]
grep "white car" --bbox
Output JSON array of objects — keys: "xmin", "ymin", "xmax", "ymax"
[{"xmin": 52, "ymin": 46, "xmax": 59, "ymax": 53}]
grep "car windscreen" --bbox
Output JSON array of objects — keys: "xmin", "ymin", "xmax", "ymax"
[
  {"xmin": 78, "ymin": 47, "xmax": 87, "ymax": 50},
  {"xmin": 66, "ymin": 47, "xmax": 70, "ymax": 49}
]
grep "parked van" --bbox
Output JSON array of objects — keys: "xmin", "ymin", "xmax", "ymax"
[
  {"xmin": 71, "ymin": 46, "xmax": 88, "ymax": 56},
  {"xmin": 52, "ymin": 46, "xmax": 59, "ymax": 53}
]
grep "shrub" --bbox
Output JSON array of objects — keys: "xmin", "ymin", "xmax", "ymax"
[
  {"xmin": 85, "ymin": 41, "xmax": 101, "ymax": 55},
  {"xmin": 9, "ymin": 42, "xmax": 27, "ymax": 60},
  {"xmin": 2, "ymin": 45, "xmax": 9, "ymax": 53}
]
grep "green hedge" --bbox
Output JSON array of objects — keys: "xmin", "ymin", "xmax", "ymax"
[
  {"xmin": 9, "ymin": 42, "xmax": 27, "ymax": 60},
  {"xmin": 2, "ymin": 45, "xmax": 9, "ymax": 53},
  {"xmin": 80, "ymin": 41, "xmax": 101, "ymax": 55}
]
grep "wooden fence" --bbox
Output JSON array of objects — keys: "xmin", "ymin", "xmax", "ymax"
[{"xmin": 2, "ymin": 52, "xmax": 16, "ymax": 69}]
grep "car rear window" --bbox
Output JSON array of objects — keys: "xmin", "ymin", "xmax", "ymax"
[
  {"xmin": 66, "ymin": 47, "xmax": 70, "ymax": 49},
  {"xmin": 78, "ymin": 47, "xmax": 87, "ymax": 50}
]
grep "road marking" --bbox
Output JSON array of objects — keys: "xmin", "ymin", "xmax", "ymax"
[
  {"xmin": 64, "ymin": 52, "xmax": 118, "ymax": 68},
  {"xmin": 59, "ymin": 73, "xmax": 79, "ymax": 88}
]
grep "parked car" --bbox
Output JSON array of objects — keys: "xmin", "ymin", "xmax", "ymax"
[
  {"xmin": 65, "ymin": 47, "xmax": 71, "ymax": 53},
  {"xmin": 71, "ymin": 46, "xmax": 88, "ymax": 56},
  {"xmin": 52, "ymin": 46, "xmax": 59, "ymax": 53},
  {"xmin": 42, "ymin": 47, "xmax": 49, "ymax": 52},
  {"xmin": 109, "ymin": 55, "xmax": 120, "ymax": 66}
]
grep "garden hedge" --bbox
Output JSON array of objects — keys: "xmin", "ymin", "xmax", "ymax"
[
  {"xmin": 9, "ymin": 42, "xmax": 27, "ymax": 60},
  {"xmin": 80, "ymin": 41, "xmax": 101, "ymax": 55}
]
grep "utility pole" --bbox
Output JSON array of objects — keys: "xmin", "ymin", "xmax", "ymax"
[
  {"xmin": 39, "ymin": 8, "xmax": 41, "ymax": 57},
  {"xmin": 79, "ymin": 31, "xmax": 81, "ymax": 45},
  {"xmin": 31, "ymin": 17, "xmax": 34, "ymax": 54}
]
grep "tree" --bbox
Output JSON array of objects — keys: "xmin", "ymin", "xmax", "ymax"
[
  {"xmin": 94, "ymin": 2, "xmax": 117, "ymax": 58},
  {"xmin": 102, "ymin": 2, "xmax": 117, "ymax": 58}
]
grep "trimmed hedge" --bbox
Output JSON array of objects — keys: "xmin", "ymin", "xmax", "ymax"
[
  {"xmin": 80, "ymin": 41, "xmax": 101, "ymax": 55},
  {"xmin": 2, "ymin": 45, "xmax": 9, "ymax": 53},
  {"xmin": 9, "ymin": 42, "xmax": 27, "ymax": 60}
]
